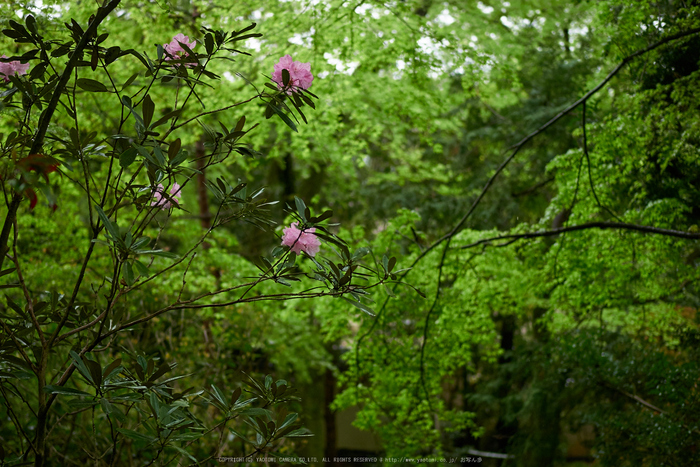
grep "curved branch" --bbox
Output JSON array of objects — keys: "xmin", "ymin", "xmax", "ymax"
[
  {"xmin": 453, "ymin": 222, "xmax": 700, "ymax": 250},
  {"xmin": 410, "ymin": 25, "xmax": 700, "ymax": 268}
]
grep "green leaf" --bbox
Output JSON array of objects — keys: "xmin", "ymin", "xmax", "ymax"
[
  {"xmin": 100, "ymin": 398, "xmax": 114, "ymax": 415},
  {"xmin": 119, "ymin": 147, "xmax": 137, "ymax": 168},
  {"xmin": 121, "ymin": 72, "xmax": 139, "ymax": 90},
  {"xmin": 210, "ymin": 384, "xmax": 227, "ymax": 407},
  {"xmin": 150, "ymin": 108, "xmax": 183, "ymax": 129},
  {"xmin": 142, "ymin": 94, "xmax": 155, "ymax": 128},
  {"xmin": 240, "ymin": 407, "xmax": 272, "ymax": 417},
  {"xmin": 352, "ymin": 247, "xmax": 370, "ymax": 260},
  {"xmin": 133, "ymin": 260, "xmax": 149, "ymax": 277},
  {"xmin": 123, "ymin": 262, "xmax": 134, "ymax": 286},
  {"xmin": 70, "ymin": 351, "xmax": 95, "ymax": 385},
  {"xmin": 169, "ymin": 445, "xmax": 199, "ymax": 464},
  {"xmin": 103, "ymin": 358, "xmax": 122, "ymax": 379},
  {"xmin": 231, "ymin": 387, "xmax": 242, "ymax": 405},
  {"xmin": 116, "ymin": 428, "xmax": 153, "ymax": 442},
  {"xmin": 132, "ymin": 144, "xmax": 159, "ymax": 167},
  {"xmin": 204, "ymin": 33, "xmax": 214, "ymax": 55},
  {"xmin": 0, "ymin": 267, "xmax": 16, "ymax": 278},
  {"xmin": 153, "ymin": 145, "xmax": 166, "ymax": 166},
  {"xmin": 147, "ymin": 361, "xmax": 172, "ymax": 382},
  {"xmin": 269, "ymin": 104, "xmax": 298, "ymax": 132},
  {"xmin": 85, "ymin": 359, "xmax": 102, "ymax": 388},
  {"xmin": 342, "ymin": 297, "xmax": 376, "ymax": 317},
  {"xmin": 168, "ymin": 138, "xmax": 181, "ymax": 161},
  {"xmin": 121, "ymin": 95, "xmax": 145, "ymax": 130},
  {"xmin": 43, "ymin": 385, "xmax": 92, "ymax": 396},
  {"xmin": 279, "ymin": 413, "xmax": 298, "ymax": 430},
  {"xmin": 76, "ymin": 78, "xmax": 108, "ymax": 92},
  {"xmin": 383, "ymin": 283, "xmax": 396, "ymax": 298},
  {"xmin": 284, "ymin": 428, "xmax": 313, "ymax": 438},
  {"xmin": 134, "ymin": 249, "xmax": 178, "ymax": 259},
  {"xmin": 294, "ymin": 197, "xmax": 307, "ymax": 222},
  {"xmin": 94, "ymin": 205, "xmax": 119, "ymax": 243},
  {"xmin": 25, "ymin": 15, "xmax": 37, "ymax": 34}
]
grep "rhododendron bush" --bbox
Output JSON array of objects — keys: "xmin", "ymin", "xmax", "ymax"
[{"xmin": 0, "ymin": 2, "xmax": 411, "ymax": 465}]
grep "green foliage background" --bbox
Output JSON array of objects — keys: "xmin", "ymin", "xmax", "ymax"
[{"xmin": 1, "ymin": 0, "xmax": 700, "ymax": 465}]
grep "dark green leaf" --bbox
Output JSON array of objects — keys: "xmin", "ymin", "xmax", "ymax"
[
  {"xmin": 168, "ymin": 138, "xmax": 181, "ymax": 161},
  {"xmin": 43, "ymin": 385, "xmax": 92, "ymax": 396},
  {"xmin": 119, "ymin": 147, "xmax": 137, "ymax": 168},
  {"xmin": 142, "ymin": 94, "xmax": 155, "ymax": 128},
  {"xmin": 95, "ymin": 205, "xmax": 119, "ymax": 242},
  {"xmin": 150, "ymin": 108, "xmax": 183, "ymax": 129},
  {"xmin": 76, "ymin": 78, "xmax": 108, "ymax": 93},
  {"xmin": 103, "ymin": 358, "xmax": 122, "ymax": 379},
  {"xmin": 342, "ymin": 297, "xmax": 376, "ymax": 317},
  {"xmin": 85, "ymin": 359, "xmax": 102, "ymax": 388}
]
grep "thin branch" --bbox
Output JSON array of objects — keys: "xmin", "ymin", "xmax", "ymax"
[
  {"xmin": 453, "ymin": 221, "xmax": 700, "ymax": 250},
  {"xmin": 511, "ymin": 177, "xmax": 555, "ymax": 197},
  {"xmin": 582, "ymin": 100, "xmax": 622, "ymax": 221}
]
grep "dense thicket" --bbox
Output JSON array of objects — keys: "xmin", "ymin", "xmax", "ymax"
[{"xmin": 1, "ymin": 0, "xmax": 699, "ymax": 465}]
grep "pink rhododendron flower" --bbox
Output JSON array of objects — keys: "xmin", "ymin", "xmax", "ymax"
[
  {"xmin": 163, "ymin": 34, "xmax": 197, "ymax": 66},
  {"xmin": 151, "ymin": 183, "xmax": 182, "ymax": 210},
  {"xmin": 0, "ymin": 55, "xmax": 30, "ymax": 82},
  {"xmin": 271, "ymin": 55, "xmax": 313, "ymax": 94},
  {"xmin": 281, "ymin": 222, "xmax": 321, "ymax": 257}
]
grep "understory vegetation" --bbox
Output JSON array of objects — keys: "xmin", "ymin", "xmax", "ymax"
[{"xmin": 1, "ymin": 0, "xmax": 699, "ymax": 465}]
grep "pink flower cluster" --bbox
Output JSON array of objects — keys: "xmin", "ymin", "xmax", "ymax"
[
  {"xmin": 271, "ymin": 55, "xmax": 313, "ymax": 94},
  {"xmin": 151, "ymin": 183, "xmax": 182, "ymax": 210},
  {"xmin": 163, "ymin": 34, "xmax": 197, "ymax": 66},
  {"xmin": 281, "ymin": 222, "xmax": 321, "ymax": 257},
  {"xmin": 0, "ymin": 55, "xmax": 30, "ymax": 83}
]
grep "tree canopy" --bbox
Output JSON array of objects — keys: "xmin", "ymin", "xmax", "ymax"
[{"xmin": 1, "ymin": 0, "xmax": 699, "ymax": 465}]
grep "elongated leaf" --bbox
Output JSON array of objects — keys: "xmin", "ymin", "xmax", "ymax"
[
  {"xmin": 43, "ymin": 385, "xmax": 92, "ymax": 396},
  {"xmin": 147, "ymin": 361, "xmax": 171, "ymax": 382},
  {"xmin": 94, "ymin": 205, "xmax": 119, "ymax": 242},
  {"xmin": 270, "ymin": 104, "xmax": 297, "ymax": 132},
  {"xmin": 76, "ymin": 78, "xmax": 108, "ymax": 92},
  {"xmin": 142, "ymin": 94, "xmax": 155, "ymax": 128},
  {"xmin": 116, "ymin": 428, "xmax": 153, "ymax": 442},
  {"xmin": 119, "ymin": 147, "xmax": 137, "ymax": 168},
  {"xmin": 342, "ymin": 297, "xmax": 376, "ymax": 317},
  {"xmin": 150, "ymin": 108, "xmax": 183, "ymax": 129},
  {"xmin": 134, "ymin": 249, "xmax": 178, "ymax": 259},
  {"xmin": 85, "ymin": 359, "xmax": 102, "ymax": 388},
  {"xmin": 240, "ymin": 407, "xmax": 273, "ymax": 417},
  {"xmin": 103, "ymin": 358, "xmax": 122, "ymax": 379},
  {"xmin": 168, "ymin": 138, "xmax": 181, "ymax": 161},
  {"xmin": 0, "ymin": 267, "xmax": 16, "ymax": 278},
  {"xmin": 69, "ymin": 351, "xmax": 95, "ymax": 385},
  {"xmin": 100, "ymin": 398, "xmax": 114, "ymax": 415}
]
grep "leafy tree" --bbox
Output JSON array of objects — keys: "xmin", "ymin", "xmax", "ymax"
[
  {"xmin": 0, "ymin": 1, "xmax": 404, "ymax": 465},
  {"xmin": 2, "ymin": 0, "xmax": 700, "ymax": 465}
]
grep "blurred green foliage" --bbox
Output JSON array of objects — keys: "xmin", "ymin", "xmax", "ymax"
[{"xmin": 1, "ymin": 0, "xmax": 700, "ymax": 465}]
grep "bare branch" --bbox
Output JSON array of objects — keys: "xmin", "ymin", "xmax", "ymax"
[{"xmin": 453, "ymin": 222, "xmax": 700, "ymax": 250}]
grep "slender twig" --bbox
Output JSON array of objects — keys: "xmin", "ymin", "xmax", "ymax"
[
  {"xmin": 582, "ymin": 101, "xmax": 622, "ymax": 221},
  {"xmin": 453, "ymin": 221, "xmax": 700, "ymax": 250},
  {"xmin": 11, "ymin": 219, "xmax": 45, "ymax": 347},
  {"xmin": 0, "ymin": 384, "xmax": 38, "ymax": 455}
]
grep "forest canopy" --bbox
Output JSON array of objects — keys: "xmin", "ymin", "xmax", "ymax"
[{"xmin": 0, "ymin": 0, "xmax": 699, "ymax": 466}]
